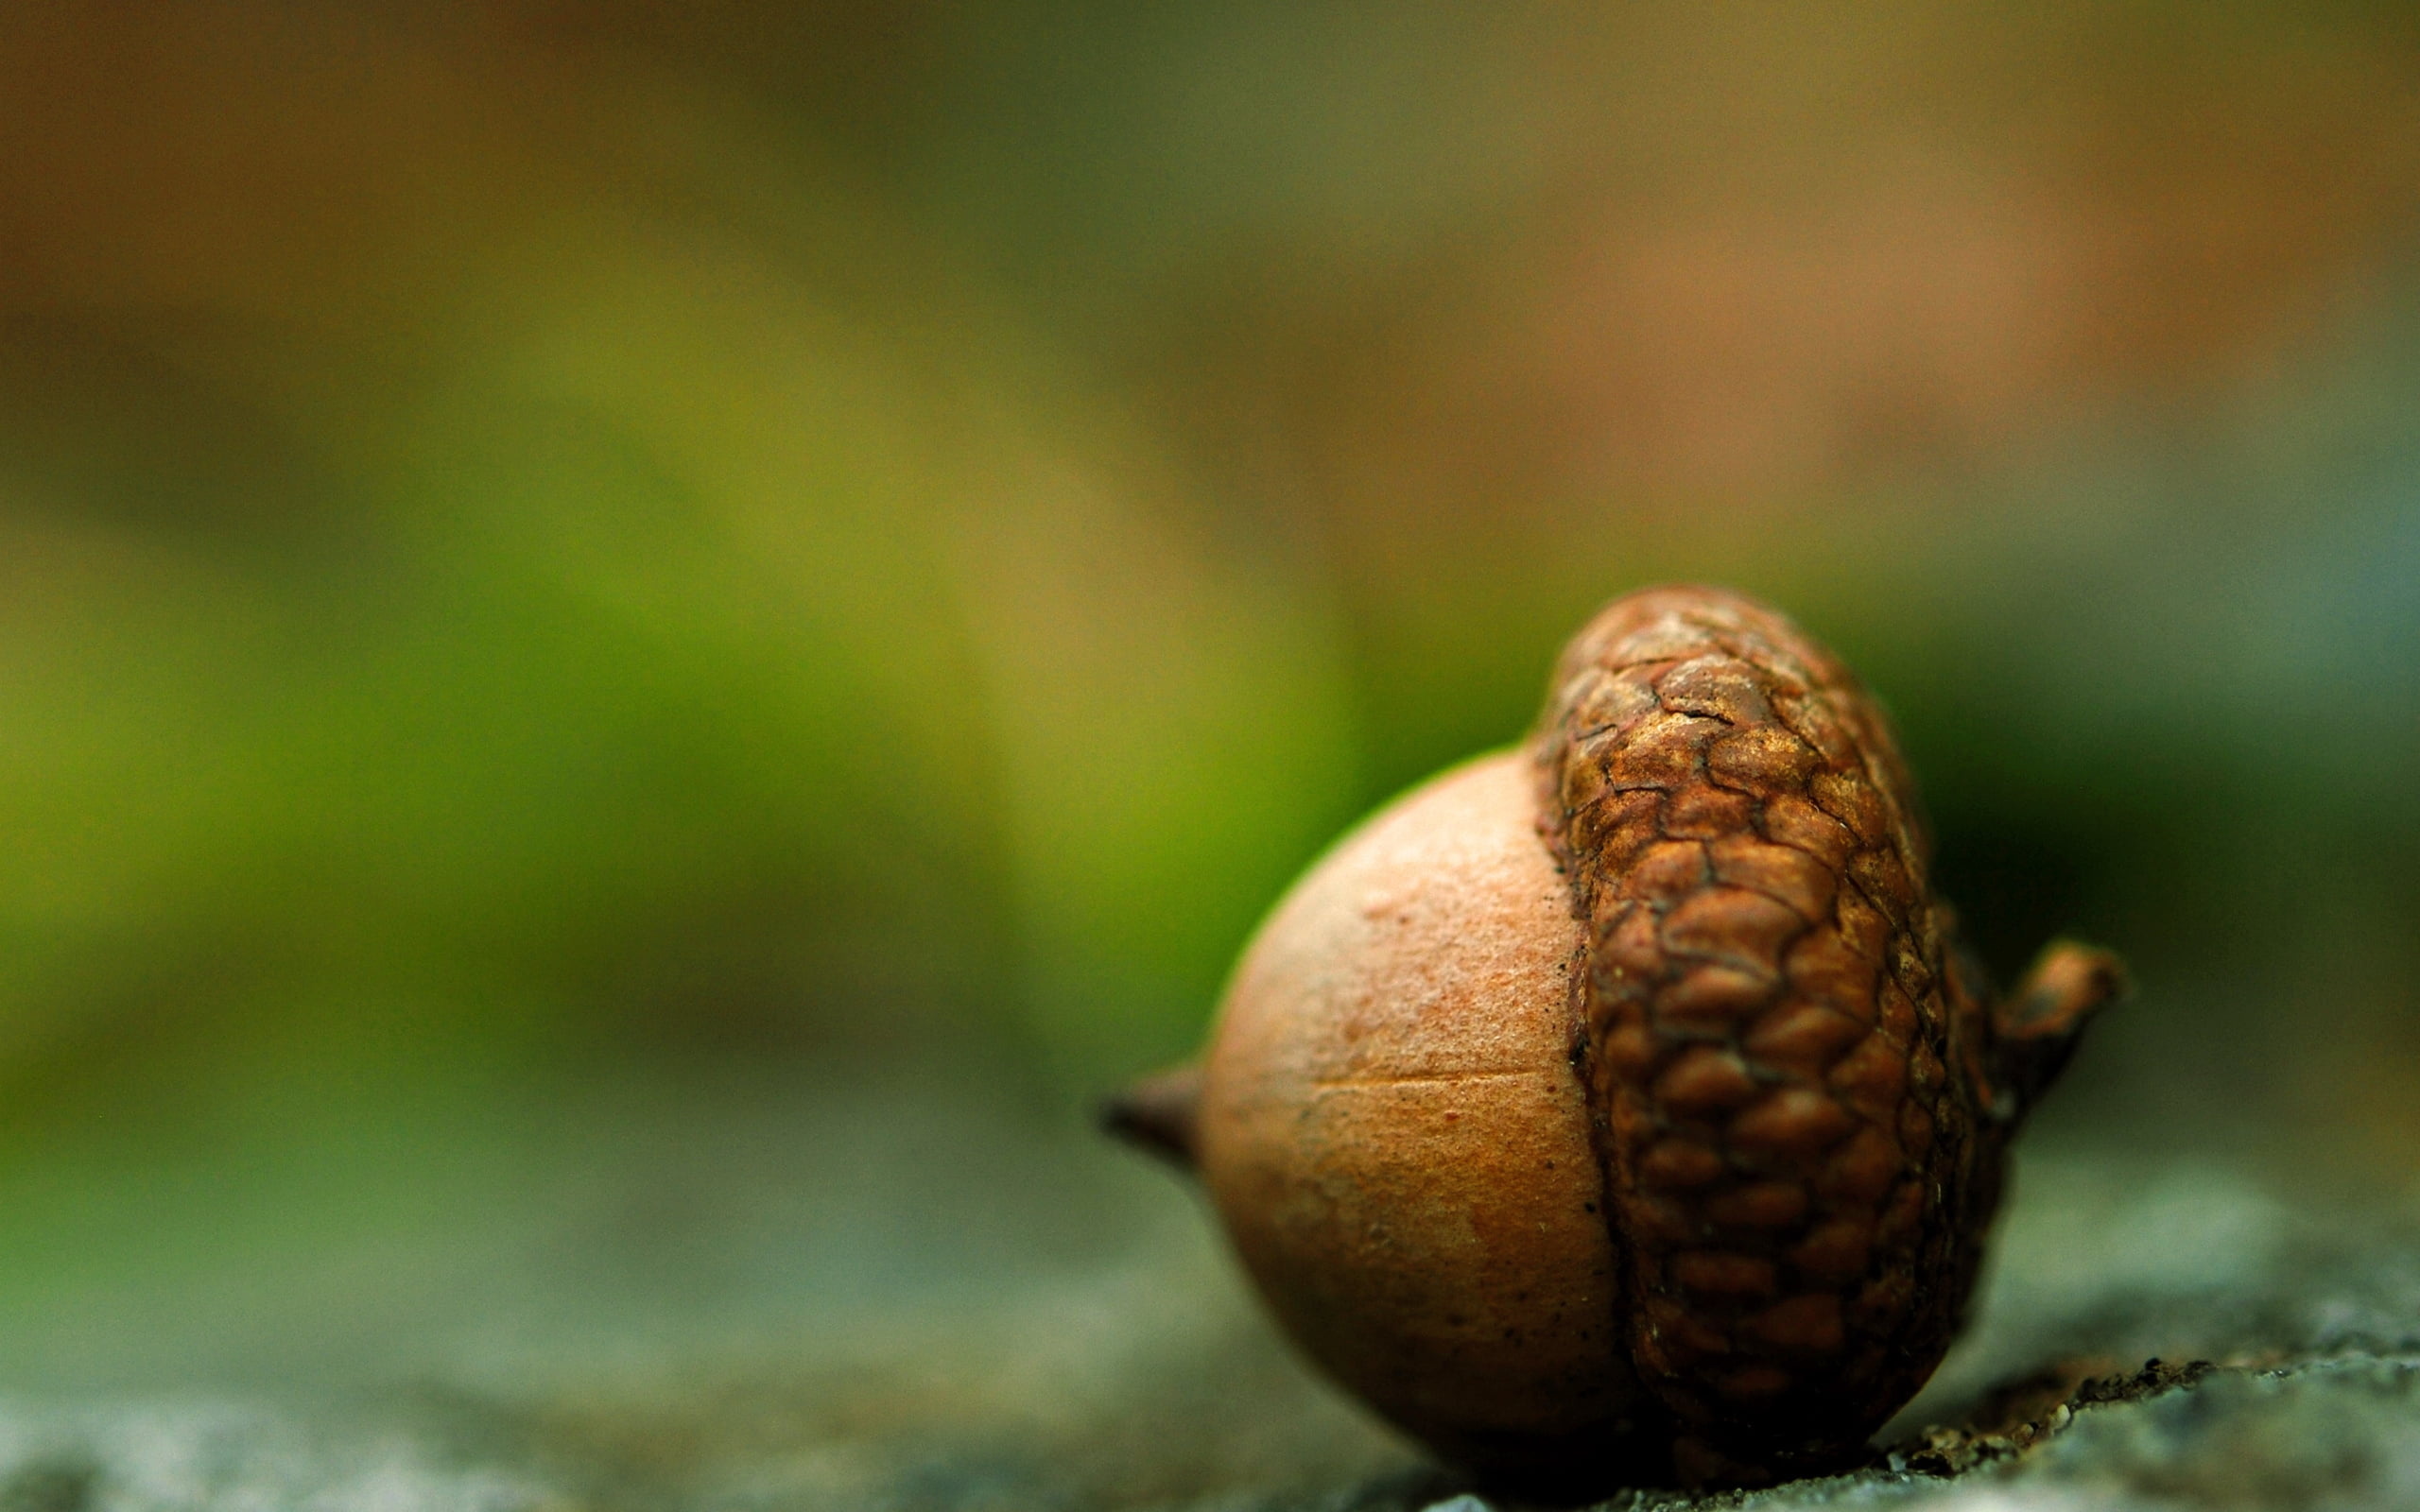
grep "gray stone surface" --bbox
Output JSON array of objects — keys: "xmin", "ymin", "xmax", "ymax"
[{"xmin": 0, "ymin": 1070, "xmax": 2413, "ymax": 1510}]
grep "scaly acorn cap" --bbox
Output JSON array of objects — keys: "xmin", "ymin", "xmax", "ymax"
[{"xmin": 1530, "ymin": 585, "xmax": 2121, "ymax": 1483}]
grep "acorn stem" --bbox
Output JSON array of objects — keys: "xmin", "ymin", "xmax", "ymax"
[
  {"xmin": 1099, "ymin": 1062, "xmax": 1205, "ymax": 1170},
  {"xmin": 1992, "ymin": 940, "xmax": 2129, "ymax": 1114}
]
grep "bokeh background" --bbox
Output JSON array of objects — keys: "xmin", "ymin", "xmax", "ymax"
[{"xmin": 3, "ymin": 1, "xmax": 2419, "ymax": 1497}]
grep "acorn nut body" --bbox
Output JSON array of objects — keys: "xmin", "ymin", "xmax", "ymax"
[{"xmin": 1105, "ymin": 586, "xmax": 2123, "ymax": 1494}]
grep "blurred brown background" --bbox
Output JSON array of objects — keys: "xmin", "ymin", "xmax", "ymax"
[{"xmin": 0, "ymin": 0, "xmax": 2417, "ymax": 1422}]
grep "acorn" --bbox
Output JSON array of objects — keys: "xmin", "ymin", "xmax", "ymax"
[{"xmin": 1103, "ymin": 585, "xmax": 2123, "ymax": 1494}]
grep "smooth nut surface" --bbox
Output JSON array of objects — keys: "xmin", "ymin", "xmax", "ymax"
[{"xmin": 1199, "ymin": 752, "xmax": 1655, "ymax": 1480}]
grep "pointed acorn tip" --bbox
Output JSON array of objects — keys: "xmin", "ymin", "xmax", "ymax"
[{"xmin": 1098, "ymin": 1062, "xmax": 1205, "ymax": 1171}]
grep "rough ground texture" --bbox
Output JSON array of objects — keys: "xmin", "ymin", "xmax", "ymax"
[{"xmin": 0, "ymin": 1067, "xmax": 2415, "ymax": 1512}]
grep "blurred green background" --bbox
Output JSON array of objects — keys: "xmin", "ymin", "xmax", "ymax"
[{"xmin": 1, "ymin": 0, "xmax": 2418, "ymax": 1409}]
